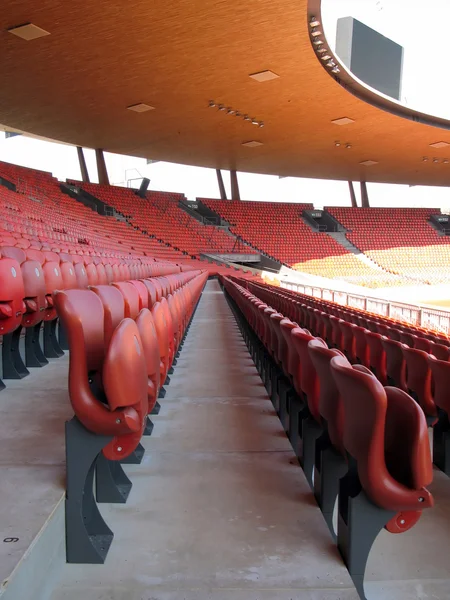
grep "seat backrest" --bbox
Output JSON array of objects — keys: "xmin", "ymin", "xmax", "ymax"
[
  {"xmin": 280, "ymin": 318, "xmax": 299, "ymax": 378},
  {"xmin": 112, "ymin": 281, "xmax": 140, "ymax": 319},
  {"xmin": 151, "ymin": 300, "xmax": 170, "ymax": 382},
  {"xmin": 338, "ymin": 320, "xmax": 356, "ymax": 362},
  {"xmin": 135, "ymin": 308, "xmax": 161, "ymax": 411},
  {"xmin": 54, "ymin": 289, "xmax": 138, "ymax": 436},
  {"xmin": 414, "ymin": 337, "xmax": 431, "ymax": 353},
  {"xmin": 74, "ymin": 263, "xmax": 89, "ymax": 288},
  {"xmin": 430, "ymin": 342, "xmax": 450, "ymax": 361},
  {"xmin": 402, "ymin": 347, "xmax": 436, "ymax": 418},
  {"xmin": 90, "ymin": 284, "xmax": 126, "ymax": 348},
  {"xmin": 365, "ymin": 330, "xmax": 387, "ymax": 384},
  {"xmin": 102, "ymin": 318, "xmax": 148, "ymax": 460},
  {"xmin": 381, "ymin": 337, "xmax": 407, "ymax": 391},
  {"xmin": 0, "ymin": 257, "xmax": 25, "ymax": 335},
  {"xmin": 308, "ymin": 338, "xmax": 345, "ymax": 454},
  {"xmin": 141, "ymin": 279, "xmax": 158, "ymax": 307},
  {"xmin": 330, "ymin": 354, "xmax": 433, "ymax": 511},
  {"xmin": 428, "ymin": 354, "xmax": 450, "ymax": 415},
  {"xmin": 130, "ymin": 280, "xmax": 149, "ymax": 310},
  {"xmin": 290, "ymin": 327, "xmax": 320, "ymax": 422},
  {"xmin": 353, "ymin": 326, "xmax": 370, "ymax": 367}
]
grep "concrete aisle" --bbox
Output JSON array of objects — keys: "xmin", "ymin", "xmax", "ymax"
[
  {"xmin": 50, "ymin": 280, "xmax": 358, "ymax": 600},
  {"xmin": 0, "ymin": 354, "xmax": 70, "ymax": 599}
]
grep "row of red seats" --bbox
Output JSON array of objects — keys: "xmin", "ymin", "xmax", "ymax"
[
  {"xmin": 223, "ymin": 275, "xmax": 434, "ymax": 599},
  {"xmin": 200, "ymin": 198, "xmax": 351, "ymax": 265},
  {"xmin": 248, "ymin": 280, "xmax": 450, "ymax": 440},
  {"xmin": 0, "ymin": 246, "xmax": 183, "ymax": 390},
  {"xmin": 0, "ymin": 160, "xmax": 190, "ymax": 262},
  {"xmin": 70, "ymin": 181, "xmax": 256, "ymax": 258},
  {"xmin": 55, "ymin": 269, "xmax": 208, "ymax": 563}
]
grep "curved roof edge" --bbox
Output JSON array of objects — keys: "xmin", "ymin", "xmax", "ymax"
[{"xmin": 308, "ymin": 0, "xmax": 450, "ymax": 132}]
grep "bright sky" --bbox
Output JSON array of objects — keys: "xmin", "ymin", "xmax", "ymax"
[{"xmin": 1, "ymin": 0, "xmax": 449, "ymax": 211}]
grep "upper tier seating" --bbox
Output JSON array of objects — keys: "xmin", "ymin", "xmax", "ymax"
[
  {"xmin": 71, "ymin": 182, "xmax": 256, "ymax": 258},
  {"xmin": 327, "ymin": 207, "xmax": 450, "ymax": 284},
  {"xmin": 0, "ymin": 161, "xmax": 187, "ymax": 263},
  {"xmin": 201, "ymin": 199, "xmax": 410, "ymax": 287}
]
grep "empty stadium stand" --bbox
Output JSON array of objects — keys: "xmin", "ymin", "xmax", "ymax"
[
  {"xmin": 70, "ymin": 182, "xmax": 256, "ymax": 258},
  {"xmin": 200, "ymin": 199, "xmax": 414, "ymax": 288},
  {"xmin": 328, "ymin": 207, "xmax": 450, "ymax": 284}
]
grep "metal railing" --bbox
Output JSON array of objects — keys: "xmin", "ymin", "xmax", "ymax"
[{"xmin": 279, "ymin": 279, "xmax": 450, "ymax": 334}]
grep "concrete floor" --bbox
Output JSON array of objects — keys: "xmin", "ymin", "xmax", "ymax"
[
  {"xmin": 2, "ymin": 280, "xmax": 450, "ymax": 600},
  {"xmin": 50, "ymin": 281, "xmax": 359, "ymax": 600},
  {"xmin": 0, "ymin": 353, "xmax": 70, "ymax": 597}
]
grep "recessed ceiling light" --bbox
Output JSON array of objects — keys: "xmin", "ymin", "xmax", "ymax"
[
  {"xmin": 331, "ymin": 67, "xmax": 341, "ymax": 74},
  {"xmin": 332, "ymin": 117, "xmax": 355, "ymax": 126},
  {"xmin": 8, "ymin": 23, "xmax": 50, "ymax": 41},
  {"xmin": 310, "ymin": 17, "xmax": 321, "ymax": 27},
  {"xmin": 242, "ymin": 141, "xmax": 263, "ymax": 148},
  {"xmin": 433, "ymin": 158, "xmax": 439, "ymax": 163},
  {"xmin": 127, "ymin": 103, "xmax": 155, "ymax": 113},
  {"xmin": 360, "ymin": 160, "xmax": 378, "ymax": 166},
  {"xmin": 345, "ymin": 144, "xmax": 352, "ymax": 149},
  {"xmin": 249, "ymin": 70, "xmax": 280, "ymax": 82},
  {"xmin": 335, "ymin": 142, "xmax": 341, "ymax": 147},
  {"xmin": 430, "ymin": 141, "xmax": 450, "ymax": 149},
  {"xmin": 423, "ymin": 157, "xmax": 429, "ymax": 162}
]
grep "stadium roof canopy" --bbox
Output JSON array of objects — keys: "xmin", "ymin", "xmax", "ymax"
[{"xmin": 1, "ymin": 0, "xmax": 449, "ymax": 185}]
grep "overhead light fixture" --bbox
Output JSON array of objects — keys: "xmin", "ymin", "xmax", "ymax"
[
  {"xmin": 313, "ymin": 39, "xmax": 324, "ymax": 46},
  {"xmin": 423, "ymin": 157, "xmax": 429, "ymax": 162},
  {"xmin": 310, "ymin": 17, "xmax": 320, "ymax": 27},
  {"xmin": 317, "ymin": 47, "xmax": 328, "ymax": 54},
  {"xmin": 444, "ymin": 159, "xmax": 449, "ymax": 164},
  {"xmin": 331, "ymin": 117, "xmax": 355, "ymax": 126},
  {"xmin": 127, "ymin": 103, "xmax": 155, "ymax": 112},
  {"xmin": 332, "ymin": 67, "xmax": 341, "ymax": 74},
  {"xmin": 243, "ymin": 115, "xmax": 251, "ymax": 121},
  {"xmin": 335, "ymin": 142, "xmax": 341, "ymax": 147},
  {"xmin": 249, "ymin": 70, "xmax": 279, "ymax": 82},
  {"xmin": 311, "ymin": 29, "xmax": 323, "ymax": 37},
  {"xmin": 227, "ymin": 108, "xmax": 236, "ymax": 115},
  {"xmin": 235, "ymin": 111, "xmax": 242, "ymax": 117},
  {"xmin": 8, "ymin": 23, "xmax": 50, "ymax": 40},
  {"xmin": 242, "ymin": 140, "xmax": 263, "ymax": 147},
  {"xmin": 251, "ymin": 118, "xmax": 259, "ymax": 125},
  {"xmin": 326, "ymin": 60, "xmax": 335, "ymax": 68},
  {"xmin": 360, "ymin": 160, "xmax": 378, "ymax": 166},
  {"xmin": 433, "ymin": 158, "xmax": 439, "ymax": 163},
  {"xmin": 430, "ymin": 141, "xmax": 450, "ymax": 149},
  {"xmin": 346, "ymin": 144, "xmax": 352, "ymax": 149},
  {"xmin": 259, "ymin": 122, "xmax": 265, "ymax": 128},
  {"xmin": 321, "ymin": 55, "xmax": 332, "ymax": 61},
  {"xmin": 209, "ymin": 100, "xmax": 216, "ymax": 108},
  {"xmin": 218, "ymin": 104, "xmax": 226, "ymax": 111}
]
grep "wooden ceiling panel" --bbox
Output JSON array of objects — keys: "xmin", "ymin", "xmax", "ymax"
[{"xmin": 0, "ymin": 0, "xmax": 449, "ymax": 185}]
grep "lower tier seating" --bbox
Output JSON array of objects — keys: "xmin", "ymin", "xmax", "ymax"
[
  {"xmin": 221, "ymin": 275, "xmax": 448, "ymax": 599},
  {"xmin": 55, "ymin": 269, "xmax": 208, "ymax": 563}
]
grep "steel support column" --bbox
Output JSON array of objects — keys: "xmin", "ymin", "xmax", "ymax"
[
  {"xmin": 230, "ymin": 170, "xmax": 240, "ymax": 201},
  {"xmin": 95, "ymin": 148, "xmax": 109, "ymax": 186},
  {"xmin": 77, "ymin": 147, "xmax": 90, "ymax": 183},
  {"xmin": 216, "ymin": 169, "xmax": 227, "ymax": 200}
]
